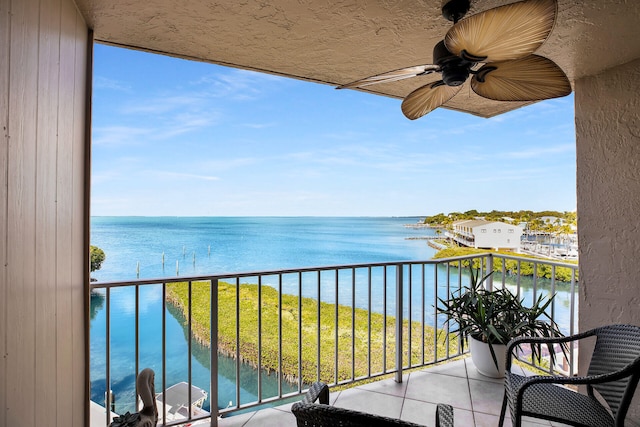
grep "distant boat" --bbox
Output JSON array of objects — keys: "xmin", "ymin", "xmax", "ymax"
[{"xmin": 156, "ymin": 382, "xmax": 210, "ymax": 425}]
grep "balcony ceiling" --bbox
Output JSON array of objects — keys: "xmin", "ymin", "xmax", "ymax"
[{"xmin": 76, "ymin": 0, "xmax": 640, "ymax": 118}]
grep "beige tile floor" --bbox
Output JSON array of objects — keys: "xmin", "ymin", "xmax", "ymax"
[{"xmin": 217, "ymin": 357, "xmax": 573, "ymax": 427}]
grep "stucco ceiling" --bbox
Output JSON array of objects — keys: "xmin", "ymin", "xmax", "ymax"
[{"xmin": 75, "ymin": 0, "xmax": 640, "ymax": 118}]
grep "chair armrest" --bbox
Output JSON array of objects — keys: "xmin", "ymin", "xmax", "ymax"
[
  {"xmin": 436, "ymin": 404, "xmax": 454, "ymax": 427},
  {"xmin": 517, "ymin": 362, "xmax": 640, "ymax": 391},
  {"xmin": 302, "ymin": 381, "xmax": 330, "ymax": 404},
  {"xmin": 504, "ymin": 328, "xmax": 597, "ymax": 370}
]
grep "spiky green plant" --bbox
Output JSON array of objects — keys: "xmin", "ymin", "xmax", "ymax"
[{"xmin": 437, "ymin": 266, "xmax": 565, "ymax": 370}]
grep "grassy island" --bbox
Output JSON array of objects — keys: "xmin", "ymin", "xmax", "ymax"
[{"xmin": 166, "ymin": 281, "xmax": 456, "ymax": 385}]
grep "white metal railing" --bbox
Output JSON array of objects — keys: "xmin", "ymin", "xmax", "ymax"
[{"xmin": 89, "ymin": 253, "xmax": 578, "ymax": 426}]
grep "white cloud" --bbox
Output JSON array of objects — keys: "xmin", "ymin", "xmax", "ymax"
[
  {"xmin": 199, "ymin": 157, "xmax": 260, "ymax": 171},
  {"xmin": 92, "ymin": 125, "xmax": 153, "ymax": 146},
  {"xmin": 191, "ymin": 69, "xmax": 288, "ymax": 100},
  {"xmin": 121, "ymin": 94, "xmax": 206, "ymax": 115},
  {"xmin": 502, "ymin": 143, "xmax": 575, "ymax": 160},
  {"xmin": 243, "ymin": 122, "xmax": 277, "ymax": 129},
  {"xmin": 150, "ymin": 171, "xmax": 220, "ymax": 181},
  {"xmin": 94, "ymin": 76, "xmax": 131, "ymax": 91}
]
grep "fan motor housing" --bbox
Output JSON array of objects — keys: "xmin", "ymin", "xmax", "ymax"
[{"xmin": 433, "ymin": 40, "xmax": 474, "ymax": 86}]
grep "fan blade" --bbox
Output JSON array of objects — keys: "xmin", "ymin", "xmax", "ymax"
[
  {"xmin": 445, "ymin": 0, "xmax": 557, "ymax": 62},
  {"xmin": 337, "ymin": 65, "xmax": 440, "ymax": 89},
  {"xmin": 471, "ymin": 55, "xmax": 571, "ymax": 101},
  {"xmin": 401, "ymin": 81, "xmax": 462, "ymax": 120}
]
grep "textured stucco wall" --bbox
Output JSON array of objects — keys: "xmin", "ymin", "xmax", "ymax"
[{"xmin": 575, "ymin": 57, "xmax": 640, "ymax": 424}]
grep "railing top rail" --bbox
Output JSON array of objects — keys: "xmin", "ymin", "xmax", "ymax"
[
  {"xmin": 90, "ymin": 261, "xmax": 408, "ymax": 288},
  {"xmin": 493, "ymin": 253, "xmax": 578, "ymax": 269},
  {"xmin": 89, "ymin": 252, "xmax": 576, "ymax": 289}
]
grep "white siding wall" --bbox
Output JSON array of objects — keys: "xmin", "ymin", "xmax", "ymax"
[
  {"xmin": 576, "ymin": 57, "xmax": 640, "ymax": 425},
  {"xmin": 0, "ymin": 0, "xmax": 89, "ymax": 425},
  {"xmin": 473, "ymin": 223, "xmax": 521, "ymax": 250}
]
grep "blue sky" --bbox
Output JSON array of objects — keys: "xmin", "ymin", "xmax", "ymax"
[{"xmin": 91, "ymin": 44, "xmax": 576, "ymax": 217}]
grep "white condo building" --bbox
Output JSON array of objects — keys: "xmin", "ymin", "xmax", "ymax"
[{"xmin": 448, "ymin": 220, "xmax": 523, "ymax": 251}]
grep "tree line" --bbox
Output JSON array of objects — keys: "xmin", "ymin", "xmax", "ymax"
[{"xmin": 423, "ymin": 210, "xmax": 577, "ymax": 235}]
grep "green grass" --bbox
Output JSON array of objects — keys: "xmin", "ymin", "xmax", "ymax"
[
  {"xmin": 433, "ymin": 247, "xmax": 579, "ymax": 282},
  {"xmin": 166, "ymin": 281, "xmax": 457, "ymax": 385}
]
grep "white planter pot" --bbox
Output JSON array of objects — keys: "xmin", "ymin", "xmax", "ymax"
[{"xmin": 469, "ymin": 336, "xmax": 507, "ymax": 378}]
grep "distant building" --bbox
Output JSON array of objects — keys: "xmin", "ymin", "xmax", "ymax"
[{"xmin": 447, "ymin": 220, "xmax": 523, "ymax": 251}]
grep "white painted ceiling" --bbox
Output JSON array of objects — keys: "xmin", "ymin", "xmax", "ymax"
[{"xmin": 76, "ymin": 0, "xmax": 640, "ymax": 118}]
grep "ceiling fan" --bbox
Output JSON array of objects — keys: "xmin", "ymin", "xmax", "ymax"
[{"xmin": 337, "ymin": 0, "xmax": 572, "ymax": 120}]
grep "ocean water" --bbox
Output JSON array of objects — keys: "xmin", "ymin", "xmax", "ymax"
[
  {"xmin": 90, "ymin": 216, "xmax": 439, "ymax": 414},
  {"xmin": 89, "ymin": 216, "xmax": 577, "ymax": 416},
  {"xmin": 90, "ymin": 216, "xmax": 437, "ymax": 281}
]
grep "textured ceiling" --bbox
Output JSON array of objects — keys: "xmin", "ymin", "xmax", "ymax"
[{"xmin": 75, "ymin": 0, "xmax": 640, "ymax": 118}]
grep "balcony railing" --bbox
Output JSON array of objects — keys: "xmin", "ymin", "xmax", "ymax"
[{"xmin": 89, "ymin": 253, "xmax": 578, "ymax": 427}]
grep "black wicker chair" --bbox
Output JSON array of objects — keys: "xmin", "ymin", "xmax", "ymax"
[
  {"xmin": 498, "ymin": 324, "xmax": 640, "ymax": 427},
  {"xmin": 292, "ymin": 381, "xmax": 454, "ymax": 427}
]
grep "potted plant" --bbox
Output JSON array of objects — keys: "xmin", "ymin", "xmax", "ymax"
[{"xmin": 437, "ymin": 265, "xmax": 564, "ymax": 378}]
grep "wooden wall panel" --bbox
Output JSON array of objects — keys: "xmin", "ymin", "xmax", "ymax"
[
  {"xmin": 57, "ymin": 1, "xmax": 79, "ymax": 424},
  {"xmin": 0, "ymin": 0, "xmax": 9, "ymax": 425},
  {"xmin": 72, "ymin": 10, "xmax": 90, "ymax": 426},
  {"xmin": 6, "ymin": 0, "xmax": 39, "ymax": 424},
  {"xmin": 1, "ymin": 0, "xmax": 89, "ymax": 425},
  {"xmin": 35, "ymin": 0, "xmax": 63, "ymax": 425}
]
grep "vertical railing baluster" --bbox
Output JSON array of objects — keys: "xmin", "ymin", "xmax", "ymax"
[
  {"xmin": 298, "ymin": 271, "xmax": 303, "ymax": 392},
  {"xmin": 367, "ymin": 267, "xmax": 372, "ymax": 378},
  {"xmin": 533, "ymin": 262, "xmax": 539, "ymax": 370},
  {"xmin": 334, "ymin": 269, "xmax": 339, "ymax": 385},
  {"xmin": 569, "ymin": 268, "xmax": 577, "ymax": 377},
  {"xmin": 351, "ymin": 268, "xmax": 355, "ymax": 381},
  {"xmin": 162, "ymin": 282, "xmax": 167, "ymax": 425},
  {"xmin": 444, "ymin": 262, "xmax": 451, "ymax": 360},
  {"xmin": 533, "ymin": 261, "xmax": 538, "ymax": 302},
  {"xmin": 516, "ymin": 260, "xmax": 522, "ymax": 299},
  {"xmin": 533, "ymin": 261, "xmax": 540, "ymax": 370},
  {"xmin": 421, "ymin": 263, "xmax": 425, "ymax": 365},
  {"xmin": 188, "ymin": 280, "xmax": 193, "ymax": 420},
  {"xmin": 257, "ymin": 275, "xmax": 262, "ymax": 402},
  {"xmin": 487, "ymin": 254, "xmax": 494, "ymax": 291},
  {"xmin": 433, "ymin": 262, "xmax": 438, "ymax": 363},
  {"xmin": 317, "ymin": 270, "xmax": 321, "ymax": 382},
  {"xmin": 105, "ymin": 286, "xmax": 111, "ymax": 426},
  {"xmin": 278, "ymin": 274, "xmax": 283, "ymax": 398},
  {"xmin": 210, "ymin": 279, "xmax": 219, "ymax": 427},
  {"xmin": 383, "ymin": 266, "xmax": 387, "ymax": 374},
  {"xmin": 550, "ymin": 265, "xmax": 557, "ymax": 322},
  {"xmin": 550, "ymin": 265, "xmax": 557, "ymax": 375},
  {"xmin": 235, "ymin": 277, "xmax": 240, "ymax": 409},
  {"xmin": 457, "ymin": 260, "xmax": 463, "ymax": 354},
  {"xmin": 408, "ymin": 264, "xmax": 412, "ymax": 368},
  {"xmin": 135, "ymin": 284, "xmax": 139, "ymax": 412},
  {"xmin": 395, "ymin": 264, "xmax": 403, "ymax": 383}
]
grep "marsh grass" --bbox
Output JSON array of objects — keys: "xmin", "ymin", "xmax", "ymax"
[
  {"xmin": 433, "ymin": 247, "xmax": 578, "ymax": 282},
  {"xmin": 166, "ymin": 281, "xmax": 457, "ymax": 385}
]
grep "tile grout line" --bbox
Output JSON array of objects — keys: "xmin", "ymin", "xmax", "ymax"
[
  {"xmin": 397, "ymin": 371, "xmax": 411, "ymax": 421},
  {"xmin": 464, "ymin": 359, "xmax": 479, "ymax": 427},
  {"xmin": 240, "ymin": 409, "xmax": 256, "ymax": 427}
]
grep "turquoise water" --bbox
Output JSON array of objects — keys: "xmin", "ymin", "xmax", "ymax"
[
  {"xmin": 89, "ymin": 216, "xmax": 578, "ymax": 415},
  {"xmin": 90, "ymin": 216, "xmax": 438, "ymax": 413},
  {"xmin": 89, "ymin": 216, "xmax": 437, "ymax": 281}
]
